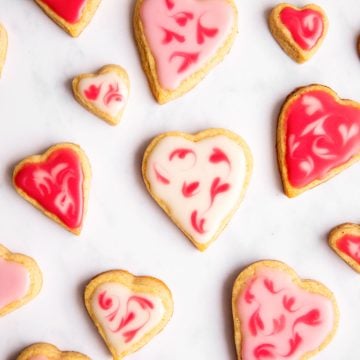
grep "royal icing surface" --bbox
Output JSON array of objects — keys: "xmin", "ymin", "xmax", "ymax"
[
  {"xmin": 285, "ymin": 90, "xmax": 360, "ymax": 188},
  {"xmin": 336, "ymin": 234, "xmax": 360, "ymax": 265},
  {"xmin": 146, "ymin": 135, "xmax": 248, "ymax": 244},
  {"xmin": 92, "ymin": 283, "xmax": 164, "ymax": 353},
  {"xmin": 280, "ymin": 7, "xmax": 324, "ymax": 50},
  {"xmin": 78, "ymin": 72, "xmax": 128, "ymax": 117},
  {"xmin": 0, "ymin": 259, "xmax": 30, "ymax": 309},
  {"xmin": 237, "ymin": 268, "xmax": 335, "ymax": 360},
  {"xmin": 140, "ymin": 0, "xmax": 235, "ymax": 90},
  {"xmin": 40, "ymin": 0, "xmax": 86, "ymax": 24},
  {"xmin": 14, "ymin": 148, "xmax": 85, "ymax": 229}
]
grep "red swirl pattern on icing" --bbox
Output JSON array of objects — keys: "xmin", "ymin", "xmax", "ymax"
[
  {"xmin": 336, "ymin": 234, "xmax": 360, "ymax": 265},
  {"xmin": 285, "ymin": 90, "xmax": 360, "ymax": 188},
  {"xmin": 97, "ymin": 291, "xmax": 154, "ymax": 344},
  {"xmin": 238, "ymin": 268, "xmax": 334, "ymax": 360},
  {"xmin": 84, "ymin": 83, "xmax": 123, "ymax": 106},
  {"xmin": 40, "ymin": 0, "xmax": 87, "ymax": 24},
  {"xmin": 14, "ymin": 148, "xmax": 85, "ymax": 229},
  {"xmin": 280, "ymin": 7, "xmax": 324, "ymax": 50}
]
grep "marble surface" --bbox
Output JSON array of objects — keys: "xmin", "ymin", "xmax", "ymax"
[{"xmin": 1, "ymin": 0, "xmax": 360, "ymax": 359}]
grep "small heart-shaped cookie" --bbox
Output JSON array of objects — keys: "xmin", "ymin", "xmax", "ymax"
[
  {"xmin": 232, "ymin": 260, "xmax": 339, "ymax": 360},
  {"xmin": 142, "ymin": 128, "xmax": 252, "ymax": 251},
  {"xmin": 277, "ymin": 84, "xmax": 360, "ymax": 197},
  {"xmin": 134, "ymin": 0, "xmax": 238, "ymax": 103},
  {"xmin": 72, "ymin": 65, "xmax": 130, "ymax": 126},
  {"xmin": 34, "ymin": 0, "xmax": 101, "ymax": 37},
  {"xmin": 0, "ymin": 244, "xmax": 42, "ymax": 317},
  {"xmin": 84, "ymin": 270, "xmax": 173, "ymax": 359},
  {"xmin": 0, "ymin": 23, "xmax": 8, "ymax": 76},
  {"xmin": 269, "ymin": 4, "xmax": 328, "ymax": 63},
  {"xmin": 16, "ymin": 343, "xmax": 90, "ymax": 360},
  {"xmin": 13, "ymin": 143, "xmax": 91, "ymax": 235},
  {"xmin": 329, "ymin": 223, "xmax": 360, "ymax": 273}
]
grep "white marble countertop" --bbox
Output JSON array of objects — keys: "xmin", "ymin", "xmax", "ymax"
[{"xmin": 1, "ymin": 0, "xmax": 360, "ymax": 359}]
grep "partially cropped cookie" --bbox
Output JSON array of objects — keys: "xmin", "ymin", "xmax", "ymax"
[
  {"xmin": 84, "ymin": 270, "xmax": 173, "ymax": 359},
  {"xmin": 269, "ymin": 3, "xmax": 328, "ymax": 63},
  {"xmin": 0, "ymin": 244, "xmax": 42, "ymax": 317},
  {"xmin": 232, "ymin": 260, "xmax": 339, "ymax": 360},
  {"xmin": 72, "ymin": 65, "xmax": 130, "ymax": 126},
  {"xmin": 329, "ymin": 223, "xmax": 360, "ymax": 273},
  {"xmin": 142, "ymin": 128, "xmax": 252, "ymax": 251},
  {"xmin": 34, "ymin": 0, "xmax": 101, "ymax": 37},
  {"xmin": 277, "ymin": 84, "xmax": 360, "ymax": 197},
  {"xmin": 133, "ymin": 0, "xmax": 238, "ymax": 103},
  {"xmin": 13, "ymin": 143, "xmax": 91, "ymax": 235},
  {"xmin": 0, "ymin": 23, "xmax": 8, "ymax": 76},
  {"xmin": 16, "ymin": 343, "xmax": 90, "ymax": 360}
]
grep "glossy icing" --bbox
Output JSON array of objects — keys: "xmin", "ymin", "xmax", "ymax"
[
  {"xmin": 237, "ymin": 268, "xmax": 335, "ymax": 360},
  {"xmin": 280, "ymin": 7, "xmax": 324, "ymax": 50},
  {"xmin": 285, "ymin": 90, "xmax": 360, "ymax": 188},
  {"xmin": 14, "ymin": 148, "xmax": 85, "ymax": 230},
  {"xmin": 78, "ymin": 72, "xmax": 128, "ymax": 117},
  {"xmin": 140, "ymin": 0, "xmax": 235, "ymax": 90},
  {"xmin": 336, "ymin": 234, "xmax": 360, "ymax": 265},
  {"xmin": 92, "ymin": 283, "xmax": 164, "ymax": 353},
  {"xmin": 145, "ymin": 135, "xmax": 247, "ymax": 244},
  {"xmin": 40, "ymin": 0, "xmax": 87, "ymax": 24},
  {"xmin": 0, "ymin": 259, "xmax": 30, "ymax": 309}
]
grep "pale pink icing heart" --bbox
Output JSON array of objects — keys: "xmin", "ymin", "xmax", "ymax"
[
  {"xmin": 140, "ymin": 0, "xmax": 235, "ymax": 90},
  {"xmin": 0, "ymin": 259, "xmax": 30, "ymax": 309},
  {"xmin": 237, "ymin": 268, "xmax": 335, "ymax": 360}
]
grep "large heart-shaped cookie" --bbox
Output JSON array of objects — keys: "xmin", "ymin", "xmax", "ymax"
[
  {"xmin": 72, "ymin": 64, "xmax": 130, "ymax": 126},
  {"xmin": 277, "ymin": 84, "xmax": 360, "ymax": 197},
  {"xmin": 84, "ymin": 270, "xmax": 173, "ymax": 359},
  {"xmin": 13, "ymin": 143, "xmax": 91, "ymax": 235},
  {"xmin": 16, "ymin": 343, "xmax": 89, "ymax": 360},
  {"xmin": 0, "ymin": 24, "xmax": 8, "ymax": 76},
  {"xmin": 329, "ymin": 223, "xmax": 360, "ymax": 273},
  {"xmin": 269, "ymin": 4, "xmax": 328, "ymax": 63},
  {"xmin": 142, "ymin": 128, "xmax": 252, "ymax": 251},
  {"xmin": 0, "ymin": 244, "xmax": 42, "ymax": 317},
  {"xmin": 34, "ymin": 0, "xmax": 101, "ymax": 37},
  {"xmin": 134, "ymin": 0, "xmax": 238, "ymax": 103},
  {"xmin": 232, "ymin": 260, "xmax": 339, "ymax": 360}
]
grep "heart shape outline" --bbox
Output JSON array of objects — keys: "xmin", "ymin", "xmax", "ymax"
[
  {"xmin": 329, "ymin": 223, "xmax": 360, "ymax": 273},
  {"xmin": 0, "ymin": 24, "xmax": 7, "ymax": 77},
  {"xmin": 13, "ymin": 143, "xmax": 91, "ymax": 235},
  {"xmin": 0, "ymin": 244, "xmax": 42, "ymax": 317},
  {"xmin": 84, "ymin": 270, "xmax": 173, "ymax": 359},
  {"xmin": 277, "ymin": 84, "xmax": 360, "ymax": 198},
  {"xmin": 232, "ymin": 260, "xmax": 339, "ymax": 360},
  {"xmin": 34, "ymin": 0, "xmax": 101, "ymax": 37},
  {"xmin": 133, "ymin": 0, "xmax": 238, "ymax": 104},
  {"xmin": 142, "ymin": 128, "xmax": 252, "ymax": 251},
  {"xmin": 16, "ymin": 342, "xmax": 90, "ymax": 360},
  {"xmin": 72, "ymin": 64, "xmax": 130, "ymax": 126},
  {"xmin": 269, "ymin": 4, "xmax": 328, "ymax": 63}
]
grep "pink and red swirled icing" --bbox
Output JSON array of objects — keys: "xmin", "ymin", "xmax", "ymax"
[{"xmin": 336, "ymin": 234, "xmax": 360, "ymax": 265}]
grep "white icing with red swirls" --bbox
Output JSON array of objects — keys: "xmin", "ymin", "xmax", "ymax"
[
  {"xmin": 237, "ymin": 268, "xmax": 335, "ymax": 360},
  {"xmin": 145, "ymin": 135, "xmax": 248, "ymax": 245},
  {"xmin": 92, "ymin": 283, "xmax": 164, "ymax": 353},
  {"xmin": 140, "ymin": 0, "xmax": 235, "ymax": 90},
  {"xmin": 78, "ymin": 72, "xmax": 128, "ymax": 118}
]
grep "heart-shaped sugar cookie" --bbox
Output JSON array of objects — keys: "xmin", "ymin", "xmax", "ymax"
[
  {"xmin": 13, "ymin": 143, "xmax": 91, "ymax": 235},
  {"xmin": 269, "ymin": 4, "xmax": 328, "ymax": 63},
  {"xmin": 34, "ymin": 0, "xmax": 101, "ymax": 37},
  {"xmin": 84, "ymin": 270, "xmax": 173, "ymax": 359},
  {"xmin": 0, "ymin": 244, "xmax": 42, "ymax": 317},
  {"xmin": 16, "ymin": 343, "xmax": 90, "ymax": 360},
  {"xmin": 0, "ymin": 24, "xmax": 8, "ymax": 76},
  {"xmin": 134, "ymin": 0, "xmax": 238, "ymax": 103},
  {"xmin": 277, "ymin": 84, "xmax": 360, "ymax": 197},
  {"xmin": 72, "ymin": 65, "xmax": 130, "ymax": 126},
  {"xmin": 232, "ymin": 260, "xmax": 339, "ymax": 360},
  {"xmin": 143, "ymin": 128, "xmax": 252, "ymax": 251},
  {"xmin": 329, "ymin": 223, "xmax": 360, "ymax": 273}
]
